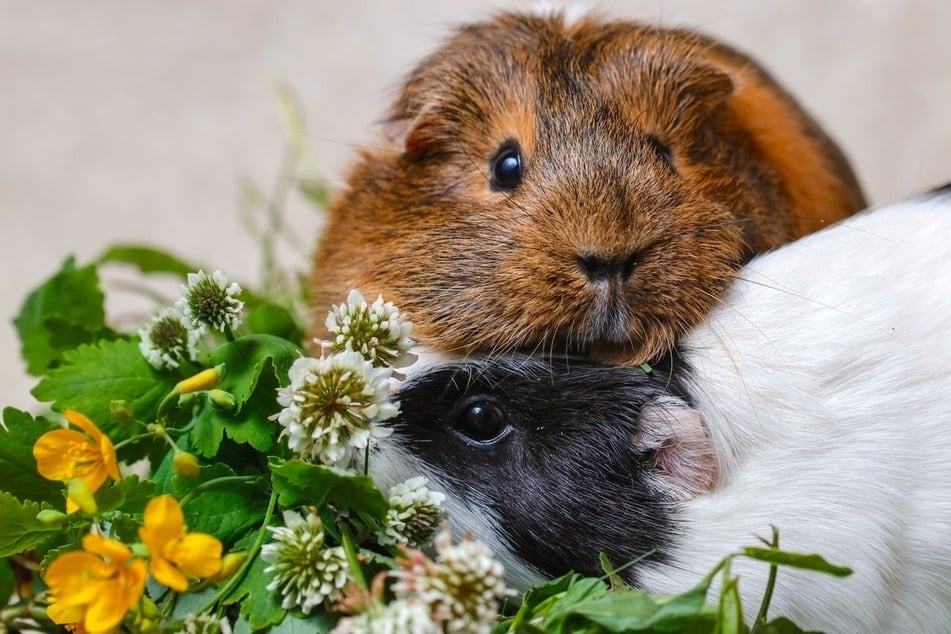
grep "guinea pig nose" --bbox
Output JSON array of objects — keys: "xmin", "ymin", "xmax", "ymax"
[{"xmin": 576, "ymin": 251, "xmax": 639, "ymax": 283}]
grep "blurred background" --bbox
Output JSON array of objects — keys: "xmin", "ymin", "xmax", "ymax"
[{"xmin": 2, "ymin": 1, "xmax": 949, "ymax": 412}]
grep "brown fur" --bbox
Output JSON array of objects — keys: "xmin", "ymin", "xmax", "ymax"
[{"xmin": 310, "ymin": 11, "xmax": 867, "ymax": 364}]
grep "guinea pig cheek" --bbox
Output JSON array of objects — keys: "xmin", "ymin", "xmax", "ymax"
[{"xmin": 632, "ymin": 396, "xmax": 717, "ymax": 501}]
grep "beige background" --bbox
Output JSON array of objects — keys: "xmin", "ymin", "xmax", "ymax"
[{"xmin": 2, "ymin": 1, "xmax": 949, "ymax": 413}]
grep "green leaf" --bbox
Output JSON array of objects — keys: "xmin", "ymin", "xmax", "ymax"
[
  {"xmin": 31, "ymin": 339, "xmax": 178, "ymax": 444},
  {"xmin": 757, "ymin": 616, "xmax": 817, "ymax": 633},
  {"xmin": 269, "ymin": 458, "xmax": 388, "ymax": 520},
  {"xmin": 206, "ymin": 334, "xmax": 302, "ymax": 409},
  {"xmin": 160, "ymin": 463, "xmax": 268, "ymax": 544},
  {"xmin": 541, "ymin": 577, "xmax": 608, "ymax": 630},
  {"xmin": 0, "ymin": 408, "xmax": 63, "ymax": 504},
  {"xmin": 647, "ymin": 576, "xmax": 715, "ymax": 631},
  {"xmin": 0, "ymin": 493, "xmax": 61, "ymax": 558},
  {"xmin": 97, "ymin": 244, "xmax": 200, "ymax": 278},
  {"xmin": 564, "ymin": 589, "xmax": 661, "ymax": 631},
  {"xmin": 716, "ymin": 576, "xmax": 745, "ymax": 634},
  {"xmin": 13, "ymin": 257, "xmax": 106, "ymax": 375},
  {"xmin": 741, "ymin": 547, "xmax": 853, "ymax": 578},
  {"xmin": 0, "ymin": 557, "xmax": 13, "ymax": 608},
  {"xmin": 224, "ymin": 553, "xmax": 286, "ymax": 630},
  {"xmin": 190, "ymin": 409, "xmax": 226, "ymax": 457},
  {"xmin": 247, "ymin": 301, "xmax": 305, "ymax": 344},
  {"xmin": 95, "ymin": 475, "xmax": 156, "ymax": 516},
  {"xmin": 599, "ymin": 553, "xmax": 625, "ymax": 591},
  {"xmin": 269, "ymin": 612, "xmax": 336, "ymax": 633}
]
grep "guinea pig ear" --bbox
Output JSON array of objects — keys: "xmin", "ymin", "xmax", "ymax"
[
  {"xmin": 380, "ymin": 105, "xmax": 440, "ymax": 154},
  {"xmin": 675, "ymin": 62, "xmax": 734, "ymax": 115},
  {"xmin": 633, "ymin": 396, "xmax": 716, "ymax": 501}
]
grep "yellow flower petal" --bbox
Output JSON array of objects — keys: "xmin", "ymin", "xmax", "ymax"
[
  {"xmin": 33, "ymin": 429, "xmax": 98, "ymax": 482},
  {"xmin": 142, "ymin": 495, "xmax": 185, "ymax": 546},
  {"xmin": 148, "ymin": 552, "xmax": 190, "ymax": 591},
  {"xmin": 83, "ymin": 558, "xmax": 147, "ymax": 634},
  {"xmin": 64, "ymin": 410, "xmax": 102, "ymax": 441},
  {"xmin": 168, "ymin": 532, "xmax": 223, "ymax": 579},
  {"xmin": 47, "ymin": 596, "xmax": 86, "ymax": 625},
  {"xmin": 82, "ymin": 533, "xmax": 133, "ymax": 563},
  {"xmin": 46, "ymin": 551, "xmax": 108, "ymax": 605}
]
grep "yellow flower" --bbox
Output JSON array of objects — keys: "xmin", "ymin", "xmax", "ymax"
[
  {"xmin": 33, "ymin": 410, "xmax": 121, "ymax": 513},
  {"xmin": 139, "ymin": 495, "xmax": 222, "ymax": 591},
  {"xmin": 45, "ymin": 533, "xmax": 148, "ymax": 634}
]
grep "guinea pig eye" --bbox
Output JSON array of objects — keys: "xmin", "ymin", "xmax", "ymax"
[
  {"xmin": 646, "ymin": 134, "xmax": 674, "ymax": 169},
  {"xmin": 490, "ymin": 142, "xmax": 523, "ymax": 191},
  {"xmin": 455, "ymin": 399, "xmax": 509, "ymax": 443}
]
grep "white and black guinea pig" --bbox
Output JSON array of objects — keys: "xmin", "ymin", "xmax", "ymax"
[{"xmin": 372, "ymin": 185, "xmax": 951, "ymax": 633}]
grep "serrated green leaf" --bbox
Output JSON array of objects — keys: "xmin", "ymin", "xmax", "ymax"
[
  {"xmin": 224, "ymin": 553, "xmax": 286, "ymax": 630},
  {"xmin": 0, "ymin": 493, "xmax": 61, "ymax": 558},
  {"xmin": 0, "ymin": 408, "xmax": 63, "ymax": 504},
  {"xmin": 31, "ymin": 339, "xmax": 178, "ymax": 444},
  {"xmin": 97, "ymin": 244, "xmax": 201, "ymax": 278},
  {"xmin": 0, "ymin": 558, "xmax": 14, "ymax": 608},
  {"xmin": 269, "ymin": 458, "xmax": 388, "ymax": 520},
  {"xmin": 159, "ymin": 463, "xmax": 268, "ymax": 543},
  {"xmin": 13, "ymin": 257, "xmax": 106, "ymax": 375},
  {"xmin": 191, "ymin": 410, "xmax": 226, "ymax": 457},
  {"xmin": 188, "ymin": 354, "xmax": 285, "ymax": 456},
  {"xmin": 741, "ymin": 548, "xmax": 853, "ymax": 578},
  {"xmin": 95, "ymin": 475, "xmax": 156, "ymax": 516},
  {"xmin": 206, "ymin": 334, "xmax": 302, "ymax": 409}
]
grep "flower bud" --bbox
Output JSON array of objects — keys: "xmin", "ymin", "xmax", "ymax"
[
  {"xmin": 208, "ymin": 389, "xmax": 237, "ymax": 411},
  {"xmin": 173, "ymin": 450, "xmax": 201, "ymax": 480},
  {"xmin": 110, "ymin": 399, "xmax": 136, "ymax": 421},
  {"xmin": 36, "ymin": 509, "xmax": 68, "ymax": 526},
  {"xmin": 212, "ymin": 551, "xmax": 247, "ymax": 583},
  {"xmin": 66, "ymin": 478, "xmax": 98, "ymax": 515},
  {"xmin": 174, "ymin": 366, "xmax": 224, "ymax": 395}
]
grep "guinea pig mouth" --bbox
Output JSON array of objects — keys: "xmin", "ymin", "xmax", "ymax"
[{"xmin": 585, "ymin": 292, "xmax": 632, "ymax": 344}]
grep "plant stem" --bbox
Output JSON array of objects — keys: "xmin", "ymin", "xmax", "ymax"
[
  {"xmin": 752, "ymin": 527, "xmax": 781, "ymax": 631},
  {"xmin": 199, "ymin": 487, "xmax": 279, "ymax": 615},
  {"xmin": 113, "ymin": 430, "xmax": 159, "ymax": 451},
  {"xmin": 339, "ymin": 525, "xmax": 368, "ymax": 592},
  {"xmin": 178, "ymin": 475, "xmax": 263, "ymax": 508}
]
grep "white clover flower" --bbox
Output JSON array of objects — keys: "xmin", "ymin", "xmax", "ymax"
[
  {"xmin": 172, "ymin": 613, "xmax": 233, "ymax": 634},
  {"xmin": 274, "ymin": 350, "xmax": 397, "ymax": 467},
  {"xmin": 138, "ymin": 306, "xmax": 201, "ymax": 370},
  {"xmin": 262, "ymin": 509, "xmax": 350, "ymax": 614},
  {"xmin": 331, "ymin": 599, "xmax": 440, "ymax": 634},
  {"xmin": 176, "ymin": 269, "xmax": 244, "ymax": 335},
  {"xmin": 392, "ymin": 527, "xmax": 513, "ymax": 634},
  {"xmin": 326, "ymin": 289, "xmax": 414, "ymax": 367},
  {"xmin": 377, "ymin": 477, "xmax": 446, "ymax": 548}
]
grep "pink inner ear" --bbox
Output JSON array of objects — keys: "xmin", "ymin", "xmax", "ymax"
[
  {"xmin": 636, "ymin": 397, "xmax": 717, "ymax": 500},
  {"xmin": 381, "ymin": 107, "xmax": 437, "ymax": 153}
]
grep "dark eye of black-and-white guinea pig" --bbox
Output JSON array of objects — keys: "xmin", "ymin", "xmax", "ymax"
[{"xmin": 371, "ymin": 356, "xmax": 715, "ymax": 590}]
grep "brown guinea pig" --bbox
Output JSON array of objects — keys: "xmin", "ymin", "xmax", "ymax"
[{"xmin": 310, "ymin": 9, "xmax": 867, "ymax": 364}]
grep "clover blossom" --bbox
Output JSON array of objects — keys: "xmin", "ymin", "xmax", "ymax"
[
  {"xmin": 138, "ymin": 306, "xmax": 200, "ymax": 370},
  {"xmin": 172, "ymin": 613, "xmax": 233, "ymax": 634},
  {"xmin": 377, "ymin": 477, "xmax": 446, "ymax": 548},
  {"xmin": 262, "ymin": 509, "xmax": 350, "ymax": 614},
  {"xmin": 392, "ymin": 527, "xmax": 513, "ymax": 634},
  {"xmin": 326, "ymin": 289, "xmax": 414, "ymax": 367},
  {"xmin": 176, "ymin": 269, "xmax": 244, "ymax": 335},
  {"xmin": 274, "ymin": 350, "xmax": 397, "ymax": 467},
  {"xmin": 331, "ymin": 599, "xmax": 440, "ymax": 634}
]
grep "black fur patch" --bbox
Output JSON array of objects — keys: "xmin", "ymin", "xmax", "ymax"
[{"xmin": 392, "ymin": 355, "xmax": 692, "ymax": 586}]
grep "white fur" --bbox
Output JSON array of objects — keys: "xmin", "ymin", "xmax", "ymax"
[{"xmin": 639, "ymin": 193, "xmax": 951, "ymax": 632}]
